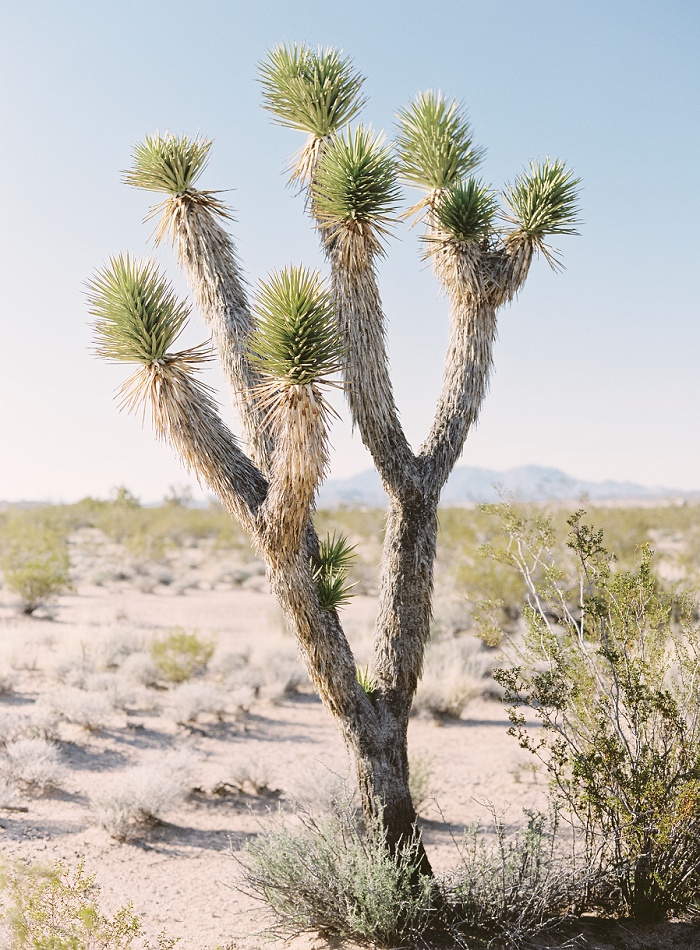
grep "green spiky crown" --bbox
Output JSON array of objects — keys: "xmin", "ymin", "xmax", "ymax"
[
  {"xmin": 259, "ymin": 43, "xmax": 366, "ymax": 137},
  {"xmin": 396, "ymin": 90, "xmax": 484, "ymax": 192},
  {"xmin": 434, "ymin": 179, "xmax": 499, "ymax": 243},
  {"xmin": 88, "ymin": 255, "xmax": 190, "ymax": 363},
  {"xmin": 312, "ymin": 126, "xmax": 400, "ymax": 232},
  {"xmin": 249, "ymin": 266, "xmax": 342, "ymax": 386},
  {"xmin": 504, "ymin": 159, "xmax": 581, "ymax": 238},
  {"xmin": 123, "ymin": 133, "xmax": 213, "ymax": 195}
]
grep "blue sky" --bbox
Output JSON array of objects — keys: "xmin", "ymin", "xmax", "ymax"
[{"xmin": 1, "ymin": 1, "xmax": 698, "ymax": 501}]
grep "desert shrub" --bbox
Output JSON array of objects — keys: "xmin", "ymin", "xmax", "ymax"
[
  {"xmin": 0, "ymin": 513, "xmax": 73, "ymax": 615},
  {"xmin": 240, "ymin": 799, "xmax": 436, "ymax": 945},
  {"xmin": 444, "ymin": 805, "xmax": 595, "ymax": 946},
  {"xmin": 412, "ymin": 637, "xmax": 492, "ymax": 719},
  {"xmin": 169, "ymin": 682, "xmax": 226, "ymax": 724},
  {"xmin": 1, "ymin": 738, "xmax": 64, "ymax": 792},
  {"xmin": 150, "ymin": 628, "xmax": 214, "ymax": 683},
  {"xmin": 119, "ymin": 652, "xmax": 160, "ymax": 686},
  {"xmin": 90, "ymin": 748, "xmax": 197, "ymax": 840},
  {"xmin": 0, "ymin": 706, "xmax": 62, "ymax": 746},
  {"xmin": 46, "ymin": 688, "xmax": 114, "ymax": 732},
  {"xmin": 0, "ymin": 859, "xmax": 175, "ymax": 950},
  {"xmin": 488, "ymin": 503, "xmax": 700, "ymax": 922}
]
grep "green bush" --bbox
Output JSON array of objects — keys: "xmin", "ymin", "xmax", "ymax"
[
  {"xmin": 446, "ymin": 805, "xmax": 596, "ymax": 945},
  {"xmin": 487, "ymin": 503, "xmax": 700, "ymax": 922},
  {"xmin": 241, "ymin": 800, "xmax": 436, "ymax": 945},
  {"xmin": 0, "ymin": 513, "xmax": 73, "ymax": 614},
  {"xmin": 150, "ymin": 628, "xmax": 215, "ymax": 683},
  {"xmin": 0, "ymin": 859, "xmax": 175, "ymax": 949}
]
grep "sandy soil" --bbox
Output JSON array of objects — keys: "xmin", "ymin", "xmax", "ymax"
[{"xmin": 0, "ymin": 538, "xmax": 697, "ymax": 949}]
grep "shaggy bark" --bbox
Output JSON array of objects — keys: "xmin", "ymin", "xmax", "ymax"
[{"xmin": 125, "ymin": 130, "xmax": 567, "ymax": 882}]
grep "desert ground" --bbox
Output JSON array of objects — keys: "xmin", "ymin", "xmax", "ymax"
[{"xmin": 1, "ymin": 508, "xmax": 699, "ymax": 949}]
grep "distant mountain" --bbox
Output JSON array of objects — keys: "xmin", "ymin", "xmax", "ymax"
[{"xmin": 317, "ymin": 464, "xmax": 674, "ymax": 508}]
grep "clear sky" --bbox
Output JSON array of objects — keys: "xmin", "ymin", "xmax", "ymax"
[{"xmin": 1, "ymin": 1, "xmax": 698, "ymax": 502}]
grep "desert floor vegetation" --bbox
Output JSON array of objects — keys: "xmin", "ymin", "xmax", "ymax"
[{"xmin": 1, "ymin": 498, "xmax": 700, "ymax": 948}]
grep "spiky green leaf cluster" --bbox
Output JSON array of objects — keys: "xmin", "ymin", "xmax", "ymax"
[
  {"xmin": 312, "ymin": 126, "xmax": 400, "ymax": 227},
  {"xmin": 396, "ymin": 91, "xmax": 484, "ymax": 191},
  {"xmin": 259, "ymin": 43, "xmax": 366, "ymax": 137},
  {"xmin": 88, "ymin": 255, "xmax": 189, "ymax": 363},
  {"xmin": 313, "ymin": 532, "xmax": 356, "ymax": 611},
  {"xmin": 356, "ymin": 664, "xmax": 376, "ymax": 697},
  {"xmin": 504, "ymin": 159, "xmax": 581, "ymax": 238},
  {"xmin": 434, "ymin": 178, "xmax": 499, "ymax": 242},
  {"xmin": 250, "ymin": 266, "xmax": 342, "ymax": 385},
  {"xmin": 123, "ymin": 132, "xmax": 212, "ymax": 194}
]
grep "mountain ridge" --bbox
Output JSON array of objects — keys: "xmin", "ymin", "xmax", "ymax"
[{"xmin": 317, "ymin": 464, "xmax": 678, "ymax": 508}]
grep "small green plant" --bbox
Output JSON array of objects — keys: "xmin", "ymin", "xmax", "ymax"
[
  {"xmin": 0, "ymin": 515, "xmax": 73, "ymax": 615},
  {"xmin": 312, "ymin": 532, "xmax": 356, "ymax": 612},
  {"xmin": 355, "ymin": 663, "xmax": 376, "ymax": 697},
  {"xmin": 486, "ymin": 503, "xmax": 700, "ymax": 922},
  {"xmin": 0, "ymin": 859, "xmax": 176, "ymax": 949},
  {"xmin": 150, "ymin": 628, "xmax": 214, "ymax": 683}
]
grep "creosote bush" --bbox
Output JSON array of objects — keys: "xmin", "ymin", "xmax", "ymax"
[
  {"xmin": 150, "ymin": 628, "xmax": 215, "ymax": 683},
  {"xmin": 486, "ymin": 503, "xmax": 700, "ymax": 922},
  {"xmin": 0, "ymin": 859, "xmax": 176, "ymax": 950},
  {"xmin": 0, "ymin": 513, "xmax": 73, "ymax": 615}
]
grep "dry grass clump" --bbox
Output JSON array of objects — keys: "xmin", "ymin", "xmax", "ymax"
[
  {"xmin": 412, "ymin": 636, "xmax": 494, "ymax": 720},
  {"xmin": 90, "ymin": 748, "xmax": 198, "ymax": 840},
  {"xmin": 0, "ymin": 737, "xmax": 65, "ymax": 792},
  {"xmin": 0, "ymin": 667, "xmax": 17, "ymax": 696}
]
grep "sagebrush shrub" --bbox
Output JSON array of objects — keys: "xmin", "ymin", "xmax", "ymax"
[
  {"xmin": 169, "ymin": 681, "xmax": 226, "ymax": 724},
  {"xmin": 487, "ymin": 504, "xmax": 700, "ymax": 922},
  {"xmin": 1, "ymin": 738, "xmax": 64, "ymax": 792},
  {"xmin": 241, "ymin": 799, "xmax": 436, "ymax": 945},
  {"xmin": 150, "ymin": 628, "xmax": 214, "ymax": 683},
  {"xmin": 90, "ymin": 748, "xmax": 197, "ymax": 839}
]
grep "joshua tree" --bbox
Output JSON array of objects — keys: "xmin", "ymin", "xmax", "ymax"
[{"xmin": 88, "ymin": 44, "xmax": 580, "ymax": 875}]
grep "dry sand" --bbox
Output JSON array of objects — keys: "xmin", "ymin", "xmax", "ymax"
[{"xmin": 0, "ymin": 537, "xmax": 697, "ymax": 949}]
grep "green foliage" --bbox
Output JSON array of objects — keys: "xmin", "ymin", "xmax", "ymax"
[
  {"xmin": 0, "ymin": 513, "xmax": 72, "ymax": 614},
  {"xmin": 446, "ymin": 805, "xmax": 594, "ymax": 945},
  {"xmin": 259, "ymin": 43, "xmax": 366, "ymax": 137},
  {"xmin": 0, "ymin": 859, "xmax": 175, "ymax": 950},
  {"xmin": 355, "ymin": 664, "xmax": 376, "ymax": 697},
  {"xmin": 489, "ymin": 504, "xmax": 700, "ymax": 922},
  {"xmin": 241, "ymin": 799, "xmax": 436, "ymax": 945},
  {"xmin": 124, "ymin": 132, "xmax": 212, "ymax": 194},
  {"xmin": 150, "ymin": 628, "xmax": 215, "ymax": 684},
  {"xmin": 504, "ymin": 158, "xmax": 581, "ymax": 240},
  {"xmin": 396, "ymin": 90, "xmax": 484, "ymax": 192},
  {"xmin": 249, "ymin": 266, "xmax": 342, "ymax": 386},
  {"xmin": 88, "ymin": 255, "xmax": 191, "ymax": 365},
  {"xmin": 312, "ymin": 126, "xmax": 400, "ymax": 229},
  {"xmin": 434, "ymin": 178, "xmax": 499, "ymax": 243},
  {"xmin": 312, "ymin": 532, "xmax": 356, "ymax": 611}
]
